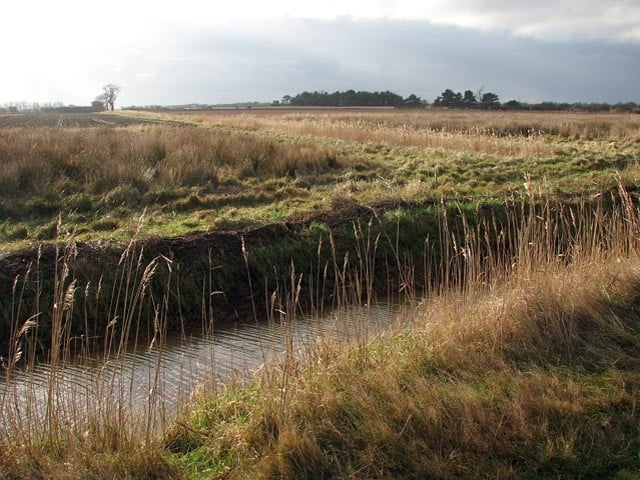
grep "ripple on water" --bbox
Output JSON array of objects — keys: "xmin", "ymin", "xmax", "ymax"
[{"xmin": 0, "ymin": 302, "xmax": 404, "ymax": 432}]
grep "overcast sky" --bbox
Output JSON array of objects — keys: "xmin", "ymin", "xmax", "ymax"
[{"xmin": 2, "ymin": 0, "xmax": 639, "ymax": 105}]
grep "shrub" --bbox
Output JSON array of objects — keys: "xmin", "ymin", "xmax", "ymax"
[{"xmin": 103, "ymin": 184, "xmax": 142, "ymax": 208}]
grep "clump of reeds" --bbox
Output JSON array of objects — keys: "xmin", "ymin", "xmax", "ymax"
[
  {"xmin": 165, "ymin": 185, "xmax": 640, "ymax": 479},
  {"xmin": 0, "ymin": 125, "xmax": 341, "ymax": 203},
  {"xmin": 140, "ymin": 108, "xmax": 640, "ymax": 156},
  {"xmin": 0, "ymin": 217, "xmax": 182, "ymax": 478}
]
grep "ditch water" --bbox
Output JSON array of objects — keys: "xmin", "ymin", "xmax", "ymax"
[{"xmin": 0, "ymin": 302, "xmax": 407, "ymax": 434}]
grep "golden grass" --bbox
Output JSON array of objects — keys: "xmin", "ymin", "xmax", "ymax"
[
  {"xmin": 1, "ymin": 108, "xmax": 640, "ymax": 477},
  {"xmin": 2, "ymin": 191, "xmax": 640, "ymax": 478},
  {"xmin": 2, "ymin": 109, "xmax": 640, "ymax": 248},
  {"xmin": 163, "ymin": 192, "xmax": 640, "ymax": 479},
  {"xmin": 130, "ymin": 108, "xmax": 640, "ymax": 158},
  {"xmin": 0, "ymin": 124, "xmax": 339, "ymax": 198},
  {"xmin": 176, "ymin": 280, "xmax": 638, "ymax": 479},
  {"xmin": 0, "ymin": 231, "xmax": 184, "ymax": 479},
  {"xmin": 168, "ymin": 259, "xmax": 640, "ymax": 479}
]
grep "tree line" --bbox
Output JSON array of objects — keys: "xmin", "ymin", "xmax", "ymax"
[
  {"xmin": 272, "ymin": 90, "xmax": 424, "ymax": 108},
  {"xmin": 273, "ymin": 89, "xmax": 640, "ymax": 112},
  {"xmin": 433, "ymin": 89, "xmax": 500, "ymax": 108},
  {"xmin": 0, "ymin": 103, "xmax": 102, "ymax": 114}
]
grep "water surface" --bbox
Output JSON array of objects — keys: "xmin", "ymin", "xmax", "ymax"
[{"xmin": 0, "ymin": 302, "xmax": 405, "ymax": 434}]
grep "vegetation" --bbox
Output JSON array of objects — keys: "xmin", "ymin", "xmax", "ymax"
[
  {"xmin": 433, "ymin": 88, "xmax": 501, "ymax": 108},
  {"xmin": 269, "ymin": 89, "xmax": 640, "ymax": 112},
  {"xmin": 0, "ymin": 108, "xmax": 639, "ymax": 344},
  {"xmin": 94, "ymin": 84, "xmax": 122, "ymax": 112},
  {"xmin": 273, "ymin": 90, "xmax": 423, "ymax": 107},
  {"xmin": 169, "ymin": 254, "xmax": 640, "ymax": 479},
  {"xmin": 1, "ymin": 108, "xmax": 639, "ymax": 250},
  {"xmin": 1, "ymin": 109, "xmax": 640, "ymax": 478},
  {"xmin": 0, "ymin": 122, "xmax": 343, "ymax": 248},
  {"xmin": 2, "ymin": 189, "xmax": 640, "ymax": 478}
]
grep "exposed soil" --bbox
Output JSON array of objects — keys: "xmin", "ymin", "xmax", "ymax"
[
  {"xmin": 0, "ymin": 112, "xmax": 167, "ymax": 128},
  {"xmin": 0, "ymin": 200, "xmax": 411, "ymax": 284},
  {"xmin": 1, "ymin": 188, "xmax": 632, "ymax": 286}
]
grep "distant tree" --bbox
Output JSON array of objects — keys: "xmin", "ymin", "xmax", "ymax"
[
  {"xmin": 463, "ymin": 90, "xmax": 477, "ymax": 107},
  {"xmin": 480, "ymin": 92, "xmax": 500, "ymax": 108},
  {"xmin": 402, "ymin": 94, "xmax": 424, "ymax": 108},
  {"xmin": 284, "ymin": 90, "xmax": 404, "ymax": 107},
  {"xmin": 95, "ymin": 84, "xmax": 121, "ymax": 111},
  {"xmin": 503, "ymin": 99, "xmax": 521, "ymax": 109},
  {"xmin": 433, "ymin": 89, "xmax": 463, "ymax": 107}
]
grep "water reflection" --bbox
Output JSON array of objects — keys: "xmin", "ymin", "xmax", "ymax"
[{"xmin": 0, "ymin": 302, "xmax": 404, "ymax": 433}]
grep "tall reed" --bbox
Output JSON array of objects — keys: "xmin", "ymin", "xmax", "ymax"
[
  {"xmin": 0, "ymin": 217, "xmax": 180, "ymax": 476},
  {"xmin": 165, "ymin": 183, "xmax": 640, "ymax": 478},
  {"xmin": 1, "ymin": 183, "xmax": 639, "ymax": 478},
  {"xmin": 136, "ymin": 109, "xmax": 640, "ymax": 156}
]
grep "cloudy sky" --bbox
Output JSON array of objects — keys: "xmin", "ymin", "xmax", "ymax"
[{"xmin": 2, "ymin": 0, "xmax": 639, "ymax": 106}]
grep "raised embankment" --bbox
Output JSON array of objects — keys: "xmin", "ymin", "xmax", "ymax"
[{"xmin": 0, "ymin": 193, "xmax": 631, "ymax": 359}]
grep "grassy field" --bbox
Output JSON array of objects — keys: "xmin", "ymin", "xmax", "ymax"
[
  {"xmin": 1, "ymin": 109, "xmax": 639, "ymax": 249},
  {"xmin": 168, "ymin": 226, "xmax": 640, "ymax": 479},
  {"xmin": 1, "ymin": 109, "xmax": 640, "ymax": 478},
  {"xmin": 3, "ymin": 186, "xmax": 640, "ymax": 479}
]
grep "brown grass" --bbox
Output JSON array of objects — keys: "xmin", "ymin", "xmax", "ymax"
[
  {"xmin": 2, "ymin": 192, "xmax": 640, "ymax": 478},
  {"xmin": 0, "ymin": 124, "xmax": 339, "ymax": 199},
  {"xmin": 165, "ymin": 190, "xmax": 640, "ymax": 479},
  {"xmin": 1, "ymin": 109, "xmax": 640, "ymax": 477},
  {"xmin": 130, "ymin": 108, "xmax": 640, "ymax": 158},
  {"xmin": 2, "ymin": 109, "xmax": 640, "ymax": 248}
]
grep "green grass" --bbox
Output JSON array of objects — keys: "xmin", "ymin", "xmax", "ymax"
[
  {"xmin": 2, "ymin": 110, "xmax": 640, "ymax": 479},
  {"xmin": 1, "ymin": 111, "xmax": 639, "ymax": 251},
  {"xmin": 165, "ymin": 251, "xmax": 640, "ymax": 479}
]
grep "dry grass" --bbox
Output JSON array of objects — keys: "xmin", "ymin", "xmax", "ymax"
[
  {"xmin": 165, "ymin": 191, "xmax": 640, "ymax": 479},
  {"xmin": 131, "ymin": 108, "xmax": 640, "ymax": 158},
  {"xmin": 0, "ymin": 125, "xmax": 339, "ymax": 199},
  {"xmin": 1, "ymin": 110, "xmax": 640, "ymax": 477},
  {"xmin": 2, "ymin": 192, "xmax": 640, "ymax": 478},
  {"xmin": 0, "ymin": 122, "xmax": 346, "ymax": 245},
  {"xmin": 0, "ymin": 224, "xmax": 186, "ymax": 479},
  {"xmin": 2, "ymin": 110, "xmax": 639, "ymax": 247}
]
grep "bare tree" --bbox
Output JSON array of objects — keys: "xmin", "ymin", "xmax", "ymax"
[{"xmin": 95, "ymin": 84, "xmax": 121, "ymax": 111}]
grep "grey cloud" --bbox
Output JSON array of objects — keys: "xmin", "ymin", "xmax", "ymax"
[
  {"xmin": 115, "ymin": 18, "xmax": 640, "ymax": 105},
  {"xmin": 439, "ymin": 0, "xmax": 640, "ymax": 41}
]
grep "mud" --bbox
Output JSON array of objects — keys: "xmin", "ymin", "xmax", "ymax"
[{"xmin": 0, "ymin": 112, "xmax": 167, "ymax": 128}]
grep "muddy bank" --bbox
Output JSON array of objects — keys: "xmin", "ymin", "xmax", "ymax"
[
  {"xmin": 0, "ymin": 200, "xmax": 425, "ymax": 355},
  {"xmin": 0, "ymin": 192, "xmax": 633, "ymax": 356}
]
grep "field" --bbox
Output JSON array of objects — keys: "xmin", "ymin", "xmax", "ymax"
[
  {"xmin": 0, "ymin": 112, "xmax": 159, "ymax": 128},
  {"xmin": 1, "ymin": 108, "xmax": 639, "ymax": 250},
  {"xmin": 1, "ymin": 108, "xmax": 640, "ymax": 479}
]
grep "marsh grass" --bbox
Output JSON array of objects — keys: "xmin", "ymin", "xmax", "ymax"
[
  {"xmin": 0, "ymin": 125, "xmax": 341, "ymax": 196},
  {"xmin": 0, "ymin": 205, "xmax": 406, "ymax": 478},
  {"xmin": 0, "ymin": 217, "xmax": 185, "ymax": 478},
  {"xmin": 165, "ymin": 186, "xmax": 640, "ymax": 479},
  {"xmin": 133, "ymin": 108, "xmax": 640, "ymax": 156},
  {"xmin": 2, "ymin": 110, "xmax": 640, "ymax": 248},
  {"xmin": 1, "ymin": 108, "xmax": 640, "ymax": 477},
  {"xmin": 1, "ymin": 188, "xmax": 640, "ymax": 478}
]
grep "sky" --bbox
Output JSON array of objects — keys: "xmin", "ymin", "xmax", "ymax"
[{"xmin": 1, "ymin": 0, "xmax": 639, "ymax": 106}]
